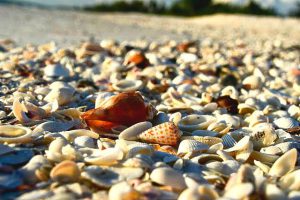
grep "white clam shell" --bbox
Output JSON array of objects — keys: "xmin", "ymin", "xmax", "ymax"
[
  {"xmin": 280, "ymin": 169, "xmax": 300, "ymax": 191},
  {"xmin": 60, "ymin": 129, "xmax": 99, "ymax": 142},
  {"xmin": 264, "ymin": 184, "xmax": 286, "ymax": 200},
  {"xmin": 269, "ymin": 148, "xmax": 297, "ymax": 177},
  {"xmin": 44, "ymin": 87, "xmax": 75, "ymax": 105},
  {"xmin": 108, "ymin": 181, "xmax": 139, "ymax": 200},
  {"xmin": 273, "ymin": 117, "xmax": 299, "ymax": 129},
  {"xmin": 224, "ymin": 183, "xmax": 254, "ymax": 199},
  {"xmin": 242, "ymin": 75, "xmax": 262, "ymax": 89},
  {"xmin": 126, "ymin": 143, "xmax": 154, "ymax": 158},
  {"xmin": 44, "ymin": 64, "xmax": 70, "ymax": 78},
  {"xmin": 150, "ymin": 167, "xmax": 187, "ymax": 190},
  {"xmin": 73, "ymin": 136, "xmax": 96, "ymax": 148},
  {"xmin": 224, "ymin": 136, "xmax": 253, "ymax": 162},
  {"xmin": 112, "ymin": 79, "xmax": 143, "ymax": 92},
  {"xmin": 217, "ymin": 114, "xmax": 240, "ymax": 129},
  {"xmin": 178, "ymin": 115, "xmax": 216, "ymax": 132},
  {"xmin": 84, "ymin": 147, "xmax": 124, "ymax": 166},
  {"xmin": 250, "ymin": 123, "xmax": 277, "ymax": 149},
  {"xmin": 178, "ymin": 186, "xmax": 219, "ymax": 200},
  {"xmin": 119, "ymin": 121, "xmax": 152, "ymax": 140},
  {"xmin": 177, "ymin": 140, "xmax": 209, "ymax": 155},
  {"xmin": 0, "ymin": 125, "xmax": 33, "ymax": 143}
]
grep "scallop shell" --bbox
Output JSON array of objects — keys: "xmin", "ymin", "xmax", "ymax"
[
  {"xmin": 217, "ymin": 114, "xmax": 240, "ymax": 129},
  {"xmin": 150, "ymin": 167, "xmax": 186, "ymax": 190},
  {"xmin": 138, "ymin": 122, "xmax": 180, "ymax": 146},
  {"xmin": 50, "ymin": 160, "xmax": 80, "ymax": 183},
  {"xmin": 238, "ymin": 103, "xmax": 256, "ymax": 115},
  {"xmin": 273, "ymin": 117, "xmax": 299, "ymax": 129},
  {"xmin": 177, "ymin": 139, "xmax": 209, "ymax": 156},
  {"xmin": 0, "ymin": 125, "xmax": 33, "ymax": 144},
  {"xmin": 112, "ymin": 79, "xmax": 143, "ymax": 92},
  {"xmin": 181, "ymin": 136, "xmax": 222, "ymax": 146},
  {"xmin": 84, "ymin": 147, "xmax": 124, "ymax": 166},
  {"xmin": 221, "ymin": 134, "xmax": 237, "ymax": 149},
  {"xmin": 178, "ymin": 115, "xmax": 216, "ymax": 132},
  {"xmin": 269, "ymin": 148, "xmax": 297, "ymax": 177},
  {"xmin": 192, "ymin": 130, "xmax": 219, "ymax": 137},
  {"xmin": 119, "ymin": 121, "xmax": 152, "ymax": 141}
]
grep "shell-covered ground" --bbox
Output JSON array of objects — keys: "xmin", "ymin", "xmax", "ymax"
[{"xmin": 0, "ymin": 5, "xmax": 300, "ymax": 200}]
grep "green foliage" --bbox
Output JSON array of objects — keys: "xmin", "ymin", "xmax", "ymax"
[{"xmin": 84, "ymin": 0, "xmax": 282, "ymax": 17}]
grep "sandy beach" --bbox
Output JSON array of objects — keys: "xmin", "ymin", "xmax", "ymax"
[{"xmin": 0, "ymin": 5, "xmax": 299, "ymax": 46}]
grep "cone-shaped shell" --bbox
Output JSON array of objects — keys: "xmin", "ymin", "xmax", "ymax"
[{"xmin": 138, "ymin": 122, "xmax": 180, "ymax": 146}]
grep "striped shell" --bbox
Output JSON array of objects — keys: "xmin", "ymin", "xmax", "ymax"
[
  {"xmin": 273, "ymin": 117, "xmax": 299, "ymax": 129},
  {"xmin": 138, "ymin": 122, "xmax": 180, "ymax": 146},
  {"xmin": 221, "ymin": 134, "xmax": 237, "ymax": 149},
  {"xmin": 177, "ymin": 139, "xmax": 209, "ymax": 155}
]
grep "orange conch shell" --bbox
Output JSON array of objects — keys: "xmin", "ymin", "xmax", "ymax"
[
  {"xmin": 138, "ymin": 122, "xmax": 181, "ymax": 146},
  {"xmin": 81, "ymin": 92, "xmax": 156, "ymax": 133}
]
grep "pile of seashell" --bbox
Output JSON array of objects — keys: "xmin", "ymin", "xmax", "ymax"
[{"xmin": 0, "ymin": 39, "xmax": 299, "ymax": 200}]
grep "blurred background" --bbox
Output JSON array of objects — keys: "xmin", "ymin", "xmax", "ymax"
[
  {"xmin": 0, "ymin": 0, "xmax": 299, "ymax": 46},
  {"xmin": 1, "ymin": 0, "xmax": 299, "ymax": 16}
]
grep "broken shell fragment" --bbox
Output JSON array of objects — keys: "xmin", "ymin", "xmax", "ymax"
[
  {"xmin": 84, "ymin": 147, "xmax": 124, "ymax": 166},
  {"xmin": 269, "ymin": 148, "xmax": 297, "ymax": 177},
  {"xmin": 0, "ymin": 125, "xmax": 33, "ymax": 143}
]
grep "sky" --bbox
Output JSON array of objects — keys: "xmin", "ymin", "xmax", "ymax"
[{"xmin": 2, "ymin": 0, "xmax": 300, "ymax": 15}]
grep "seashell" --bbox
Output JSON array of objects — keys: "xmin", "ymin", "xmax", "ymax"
[
  {"xmin": 254, "ymin": 160, "xmax": 270, "ymax": 173},
  {"xmin": 44, "ymin": 64, "xmax": 70, "ymax": 78},
  {"xmin": 264, "ymin": 184, "xmax": 286, "ymax": 200},
  {"xmin": 275, "ymin": 142, "xmax": 300, "ymax": 153},
  {"xmin": 177, "ymin": 140, "xmax": 209, "ymax": 156},
  {"xmin": 49, "ymin": 81, "xmax": 74, "ymax": 90},
  {"xmin": 217, "ymin": 114, "xmax": 241, "ymax": 129},
  {"xmin": 0, "ymin": 144, "xmax": 14, "ymax": 156},
  {"xmin": 287, "ymin": 105, "xmax": 300, "ymax": 118},
  {"xmin": 82, "ymin": 91, "xmax": 157, "ymax": 133},
  {"xmin": 289, "ymin": 191, "xmax": 300, "ymax": 200},
  {"xmin": 273, "ymin": 117, "xmax": 299, "ymax": 129},
  {"xmin": 108, "ymin": 181, "xmax": 141, "ymax": 200},
  {"xmin": 260, "ymin": 146, "xmax": 282, "ymax": 155},
  {"xmin": 112, "ymin": 79, "xmax": 143, "ymax": 92},
  {"xmin": 44, "ymin": 87, "xmax": 75, "ymax": 105},
  {"xmin": 216, "ymin": 150, "xmax": 234, "ymax": 161},
  {"xmin": 206, "ymin": 160, "xmax": 240, "ymax": 176},
  {"xmin": 215, "ymin": 95, "xmax": 238, "ymax": 114},
  {"xmin": 152, "ymin": 112, "xmax": 169, "ymax": 125},
  {"xmin": 32, "ymin": 121, "xmax": 75, "ymax": 134},
  {"xmin": 123, "ymin": 157, "xmax": 152, "ymax": 169},
  {"xmin": 124, "ymin": 50, "xmax": 149, "ymax": 68},
  {"xmin": 73, "ymin": 136, "xmax": 96, "ymax": 148},
  {"xmin": 208, "ymin": 143, "xmax": 224, "ymax": 154},
  {"xmin": 126, "ymin": 143, "xmax": 154, "ymax": 158},
  {"xmin": 192, "ymin": 130, "xmax": 219, "ymax": 137},
  {"xmin": 280, "ymin": 169, "xmax": 300, "ymax": 191},
  {"xmin": 95, "ymin": 92, "xmax": 115, "ymax": 108},
  {"xmin": 223, "ymin": 183, "xmax": 254, "ymax": 199},
  {"xmin": 119, "ymin": 121, "xmax": 152, "ymax": 141},
  {"xmin": 169, "ymin": 112, "xmax": 182, "ymax": 125},
  {"xmin": 250, "ymin": 151, "xmax": 279, "ymax": 163},
  {"xmin": 50, "ymin": 160, "xmax": 80, "ymax": 183},
  {"xmin": 12, "ymin": 99, "xmax": 32, "ymax": 123},
  {"xmin": 84, "ymin": 147, "xmax": 124, "ymax": 166},
  {"xmin": 16, "ymin": 189, "xmax": 53, "ymax": 200},
  {"xmin": 178, "ymin": 185, "xmax": 219, "ymax": 200},
  {"xmin": 207, "ymin": 121, "xmax": 231, "ymax": 134},
  {"xmin": 150, "ymin": 167, "xmax": 187, "ymax": 190},
  {"xmin": 229, "ymin": 127, "xmax": 252, "ymax": 141},
  {"xmin": 0, "ymin": 172, "xmax": 23, "ymax": 190},
  {"xmin": 238, "ymin": 103, "xmax": 256, "ymax": 115},
  {"xmin": 19, "ymin": 155, "xmax": 50, "ymax": 184},
  {"xmin": 177, "ymin": 52, "xmax": 198, "ymax": 63},
  {"xmin": 138, "ymin": 122, "xmax": 181, "ymax": 146},
  {"xmin": 224, "ymin": 136, "xmax": 253, "ymax": 162},
  {"xmin": 221, "ymin": 86, "xmax": 239, "ymax": 100},
  {"xmin": 221, "ymin": 134, "xmax": 237, "ymax": 149},
  {"xmin": 269, "ymin": 148, "xmax": 297, "ymax": 177},
  {"xmin": 181, "ymin": 136, "xmax": 222, "ymax": 146},
  {"xmin": 202, "ymin": 102, "xmax": 218, "ymax": 113},
  {"xmin": 178, "ymin": 115, "xmax": 216, "ymax": 132},
  {"xmin": 242, "ymin": 75, "xmax": 262, "ymax": 90},
  {"xmin": 81, "ymin": 166, "xmax": 122, "ymax": 188},
  {"xmin": 250, "ymin": 123, "xmax": 277, "ymax": 149},
  {"xmin": 245, "ymin": 110, "xmax": 268, "ymax": 128},
  {"xmin": 0, "ymin": 125, "xmax": 33, "ymax": 143},
  {"xmin": 192, "ymin": 154, "xmax": 223, "ymax": 164},
  {"xmin": 60, "ymin": 129, "xmax": 99, "ymax": 142}
]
